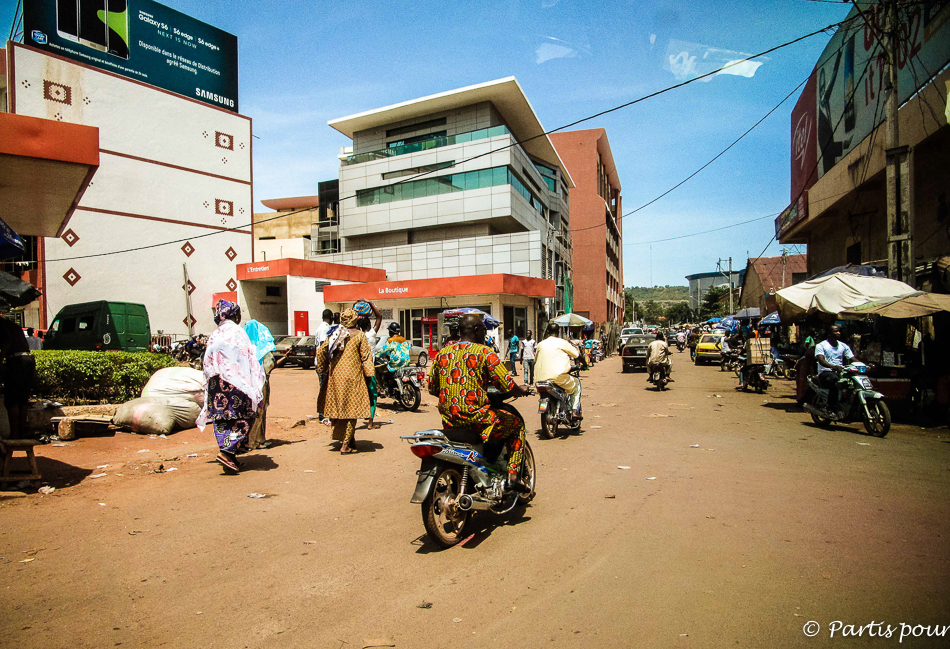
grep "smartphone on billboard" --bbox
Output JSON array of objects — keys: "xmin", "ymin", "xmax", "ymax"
[
  {"xmin": 843, "ymin": 35, "xmax": 855, "ymax": 134},
  {"xmin": 56, "ymin": 0, "xmax": 80, "ymax": 43},
  {"xmin": 106, "ymin": 0, "xmax": 130, "ymax": 59},
  {"xmin": 78, "ymin": 0, "xmax": 108, "ymax": 52}
]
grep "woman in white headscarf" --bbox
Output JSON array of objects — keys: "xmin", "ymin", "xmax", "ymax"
[{"xmin": 197, "ymin": 300, "xmax": 265, "ymax": 473}]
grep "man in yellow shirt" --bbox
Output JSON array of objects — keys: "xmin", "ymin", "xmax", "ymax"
[{"xmin": 534, "ymin": 322, "xmax": 582, "ymax": 416}]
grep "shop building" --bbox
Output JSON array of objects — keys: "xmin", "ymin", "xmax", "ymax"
[
  {"xmin": 549, "ymin": 128, "xmax": 623, "ymax": 326},
  {"xmin": 685, "ymin": 269, "xmax": 745, "ymax": 312},
  {"xmin": 253, "ymin": 195, "xmax": 318, "ymax": 262},
  {"xmin": 777, "ymin": 3, "xmax": 950, "ymax": 283},
  {"xmin": 738, "ymin": 254, "xmax": 807, "ymax": 315}
]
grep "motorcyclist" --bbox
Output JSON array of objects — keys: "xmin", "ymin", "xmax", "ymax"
[
  {"xmin": 815, "ymin": 324, "xmax": 857, "ymax": 414},
  {"xmin": 376, "ymin": 322, "xmax": 412, "ymax": 383},
  {"xmin": 534, "ymin": 321, "xmax": 583, "ymax": 417},
  {"xmin": 675, "ymin": 330, "xmax": 687, "ymax": 349},
  {"xmin": 647, "ymin": 332, "xmax": 673, "ymax": 382},
  {"xmin": 427, "ymin": 314, "xmax": 532, "ymax": 492}
]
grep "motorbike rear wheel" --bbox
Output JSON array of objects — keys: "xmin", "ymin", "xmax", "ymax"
[
  {"xmin": 400, "ymin": 384, "xmax": 422, "ymax": 411},
  {"xmin": 863, "ymin": 399, "xmax": 891, "ymax": 437},
  {"xmin": 540, "ymin": 403, "xmax": 557, "ymax": 439},
  {"xmin": 517, "ymin": 442, "xmax": 536, "ymax": 505},
  {"xmin": 422, "ymin": 465, "xmax": 469, "ymax": 548}
]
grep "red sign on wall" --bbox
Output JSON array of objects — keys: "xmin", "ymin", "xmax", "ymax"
[{"xmin": 790, "ymin": 70, "xmax": 818, "ymax": 203}]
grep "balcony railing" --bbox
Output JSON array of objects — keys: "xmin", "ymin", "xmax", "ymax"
[{"xmin": 343, "ymin": 125, "xmax": 511, "ymax": 166}]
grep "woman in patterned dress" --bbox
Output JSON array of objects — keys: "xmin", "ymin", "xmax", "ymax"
[
  {"xmin": 316, "ymin": 308, "xmax": 375, "ymax": 454},
  {"xmin": 197, "ymin": 300, "xmax": 266, "ymax": 473}
]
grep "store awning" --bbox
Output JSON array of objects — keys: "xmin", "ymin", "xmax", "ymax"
[
  {"xmin": 776, "ymin": 271, "xmax": 916, "ymax": 322},
  {"xmin": 0, "ymin": 113, "xmax": 100, "ymax": 237},
  {"xmin": 324, "ymin": 274, "xmax": 555, "ymax": 303},
  {"xmin": 841, "ymin": 291, "xmax": 950, "ymax": 319}
]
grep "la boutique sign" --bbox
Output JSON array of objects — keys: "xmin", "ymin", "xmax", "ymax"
[{"xmin": 379, "ymin": 286, "xmax": 409, "ymax": 295}]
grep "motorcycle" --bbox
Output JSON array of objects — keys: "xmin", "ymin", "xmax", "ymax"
[
  {"xmin": 675, "ymin": 339, "xmax": 685, "ymax": 352},
  {"xmin": 739, "ymin": 361, "xmax": 770, "ymax": 393},
  {"xmin": 173, "ymin": 338, "xmax": 204, "ymax": 370},
  {"xmin": 720, "ymin": 351, "xmax": 743, "ymax": 374},
  {"xmin": 771, "ymin": 353, "xmax": 800, "ymax": 380},
  {"xmin": 803, "ymin": 363, "xmax": 890, "ymax": 436},
  {"xmin": 401, "ymin": 391, "xmax": 536, "ymax": 548},
  {"xmin": 648, "ymin": 363, "xmax": 670, "ymax": 390},
  {"xmin": 376, "ymin": 365, "xmax": 425, "ymax": 411},
  {"xmin": 536, "ymin": 366, "xmax": 582, "ymax": 438}
]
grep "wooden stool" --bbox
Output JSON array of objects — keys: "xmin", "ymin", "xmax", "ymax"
[{"xmin": 0, "ymin": 439, "xmax": 42, "ymax": 486}]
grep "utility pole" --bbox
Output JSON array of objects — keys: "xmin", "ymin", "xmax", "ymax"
[
  {"xmin": 781, "ymin": 248, "xmax": 788, "ymax": 288},
  {"xmin": 854, "ymin": 0, "xmax": 914, "ymax": 284},
  {"xmin": 883, "ymin": 0, "xmax": 914, "ymax": 285},
  {"xmin": 717, "ymin": 257, "xmax": 734, "ymax": 314}
]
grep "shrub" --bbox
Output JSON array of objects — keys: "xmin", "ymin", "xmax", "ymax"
[{"xmin": 32, "ymin": 350, "xmax": 179, "ymax": 404}]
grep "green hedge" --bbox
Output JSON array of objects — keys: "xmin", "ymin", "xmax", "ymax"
[{"xmin": 32, "ymin": 350, "xmax": 179, "ymax": 404}]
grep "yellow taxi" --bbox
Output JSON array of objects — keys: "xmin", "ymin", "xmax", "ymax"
[{"xmin": 694, "ymin": 332, "xmax": 725, "ymax": 365}]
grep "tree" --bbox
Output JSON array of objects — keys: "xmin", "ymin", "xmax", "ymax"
[
  {"xmin": 700, "ymin": 286, "xmax": 738, "ymax": 318},
  {"xmin": 641, "ymin": 300, "xmax": 664, "ymax": 324},
  {"xmin": 665, "ymin": 301, "xmax": 692, "ymax": 324},
  {"xmin": 624, "ymin": 289, "xmax": 635, "ymax": 322}
]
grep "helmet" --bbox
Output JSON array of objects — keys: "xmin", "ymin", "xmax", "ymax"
[{"xmin": 388, "ymin": 322, "xmax": 401, "ymax": 335}]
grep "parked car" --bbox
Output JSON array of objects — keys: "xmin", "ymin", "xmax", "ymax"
[
  {"xmin": 287, "ymin": 336, "xmax": 317, "ymax": 368},
  {"xmin": 620, "ymin": 334, "xmax": 653, "ymax": 372},
  {"xmin": 694, "ymin": 333, "xmax": 725, "ymax": 365},
  {"xmin": 45, "ymin": 301, "xmax": 150, "ymax": 352},
  {"xmin": 618, "ymin": 327, "xmax": 644, "ymax": 352},
  {"xmin": 411, "ymin": 344, "xmax": 429, "ymax": 367},
  {"xmin": 274, "ymin": 335, "xmax": 300, "ymax": 355}
]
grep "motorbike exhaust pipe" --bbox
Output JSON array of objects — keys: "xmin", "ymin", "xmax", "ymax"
[{"xmin": 455, "ymin": 494, "xmax": 494, "ymax": 511}]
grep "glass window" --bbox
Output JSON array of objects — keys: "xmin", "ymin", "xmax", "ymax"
[
  {"xmin": 478, "ymin": 168, "xmax": 492, "ymax": 188},
  {"xmin": 61, "ymin": 317, "xmax": 76, "ymax": 333},
  {"xmin": 492, "ymin": 167, "xmax": 506, "ymax": 185}
]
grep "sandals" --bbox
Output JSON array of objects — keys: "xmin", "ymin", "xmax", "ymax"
[
  {"xmin": 216, "ymin": 454, "xmax": 240, "ymax": 473},
  {"xmin": 340, "ymin": 447, "xmax": 360, "ymax": 455}
]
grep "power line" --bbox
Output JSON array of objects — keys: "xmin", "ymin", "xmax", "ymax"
[
  {"xmin": 44, "ymin": 19, "xmax": 847, "ymax": 264},
  {"xmin": 624, "ymin": 212, "xmax": 779, "ymax": 246}
]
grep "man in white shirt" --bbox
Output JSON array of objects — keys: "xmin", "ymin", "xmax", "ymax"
[
  {"xmin": 534, "ymin": 322, "xmax": 581, "ymax": 415},
  {"xmin": 815, "ymin": 325, "xmax": 856, "ymax": 411},
  {"xmin": 647, "ymin": 332, "xmax": 673, "ymax": 382},
  {"xmin": 314, "ymin": 309, "xmax": 333, "ymax": 345},
  {"xmin": 521, "ymin": 330, "xmax": 538, "ymax": 385}
]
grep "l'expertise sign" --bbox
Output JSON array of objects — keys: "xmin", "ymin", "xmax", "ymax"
[{"xmin": 23, "ymin": 0, "xmax": 239, "ymax": 111}]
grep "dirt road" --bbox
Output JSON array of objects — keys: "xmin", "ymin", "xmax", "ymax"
[{"xmin": 2, "ymin": 355, "xmax": 949, "ymax": 648}]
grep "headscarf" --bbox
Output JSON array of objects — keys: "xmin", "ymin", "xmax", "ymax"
[
  {"xmin": 196, "ymin": 316, "xmax": 266, "ymax": 431},
  {"xmin": 243, "ymin": 319, "xmax": 276, "ymax": 364},
  {"xmin": 213, "ymin": 299, "xmax": 241, "ymax": 325},
  {"xmin": 327, "ymin": 308, "xmax": 359, "ymax": 358}
]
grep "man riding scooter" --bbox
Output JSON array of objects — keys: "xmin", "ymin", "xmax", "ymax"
[
  {"xmin": 647, "ymin": 332, "xmax": 673, "ymax": 384},
  {"xmin": 815, "ymin": 324, "xmax": 857, "ymax": 416},
  {"xmin": 534, "ymin": 322, "xmax": 583, "ymax": 421}
]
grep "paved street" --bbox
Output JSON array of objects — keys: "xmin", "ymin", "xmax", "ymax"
[{"xmin": 2, "ymin": 354, "xmax": 950, "ymax": 648}]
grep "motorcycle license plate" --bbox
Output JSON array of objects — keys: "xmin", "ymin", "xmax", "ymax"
[
  {"xmin": 857, "ymin": 376, "xmax": 873, "ymax": 389},
  {"xmin": 635, "ymin": 350, "xmax": 646, "ymax": 355}
]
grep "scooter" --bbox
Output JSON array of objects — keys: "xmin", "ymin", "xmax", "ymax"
[
  {"xmin": 803, "ymin": 363, "xmax": 890, "ymax": 436},
  {"xmin": 401, "ymin": 391, "xmax": 536, "ymax": 548},
  {"xmin": 676, "ymin": 340, "xmax": 685, "ymax": 352},
  {"xmin": 536, "ymin": 366, "xmax": 582, "ymax": 438},
  {"xmin": 648, "ymin": 363, "xmax": 670, "ymax": 390},
  {"xmin": 771, "ymin": 354, "xmax": 800, "ymax": 380},
  {"xmin": 739, "ymin": 362, "xmax": 770, "ymax": 393},
  {"xmin": 376, "ymin": 364, "xmax": 425, "ymax": 411}
]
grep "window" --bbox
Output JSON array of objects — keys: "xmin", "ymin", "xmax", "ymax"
[
  {"xmin": 382, "ymin": 161, "xmax": 455, "ymax": 180},
  {"xmin": 345, "ymin": 125, "xmax": 510, "ymax": 165},
  {"xmin": 388, "ymin": 131, "xmax": 447, "ymax": 148},
  {"xmin": 386, "ymin": 117, "xmax": 447, "ymax": 139},
  {"xmin": 61, "ymin": 317, "xmax": 76, "ymax": 334},
  {"xmin": 258, "ymin": 236, "xmax": 276, "ymax": 240},
  {"xmin": 266, "ymin": 286, "xmax": 282, "ymax": 297},
  {"xmin": 78, "ymin": 315, "xmax": 94, "ymax": 331},
  {"xmin": 357, "ymin": 165, "xmax": 513, "ymax": 207},
  {"xmin": 502, "ymin": 306, "xmax": 528, "ymax": 339}
]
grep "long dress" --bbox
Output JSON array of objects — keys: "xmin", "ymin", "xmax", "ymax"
[{"xmin": 316, "ymin": 329, "xmax": 374, "ymax": 441}]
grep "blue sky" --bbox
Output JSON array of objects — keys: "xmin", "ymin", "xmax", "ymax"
[{"xmin": 3, "ymin": 0, "xmax": 852, "ymax": 286}]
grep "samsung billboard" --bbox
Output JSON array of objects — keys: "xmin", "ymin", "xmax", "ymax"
[{"xmin": 23, "ymin": 0, "xmax": 239, "ymax": 112}]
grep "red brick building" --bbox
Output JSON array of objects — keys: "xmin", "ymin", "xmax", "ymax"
[{"xmin": 549, "ymin": 129, "xmax": 623, "ymax": 325}]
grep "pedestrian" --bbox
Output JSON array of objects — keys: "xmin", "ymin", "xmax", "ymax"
[
  {"xmin": 197, "ymin": 300, "xmax": 266, "ymax": 473},
  {"xmin": 316, "ymin": 308, "xmax": 375, "ymax": 454},
  {"xmin": 243, "ymin": 319, "xmax": 277, "ymax": 451},
  {"xmin": 358, "ymin": 314, "xmax": 381, "ymax": 430},
  {"xmin": 521, "ymin": 330, "xmax": 537, "ymax": 384},
  {"xmin": 0, "ymin": 315, "xmax": 36, "ymax": 438},
  {"xmin": 506, "ymin": 329, "xmax": 519, "ymax": 376},
  {"xmin": 25, "ymin": 327, "xmax": 41, "ymax": 352},
  {"xmin": 314, "ymin": 309, "xmax": 333, "ymax": 345}
]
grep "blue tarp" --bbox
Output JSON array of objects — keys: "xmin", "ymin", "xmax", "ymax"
[
  {"xmin": 705, "ymin": 317, "xmax": 722, "ymax": 323},
  {"xmin": 760, "ymin": 311, "xmax": 781, "ymax": 325}
]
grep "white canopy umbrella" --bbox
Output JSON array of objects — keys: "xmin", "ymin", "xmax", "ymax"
[
  {"xmin": 551, "ymin": 313, "xmax": 593, "ymax": 327},
  {"xmin": 775, "ymin": 272, "xmax": 916, "ymax": 322}
]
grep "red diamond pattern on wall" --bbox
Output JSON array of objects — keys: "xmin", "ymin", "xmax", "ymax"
[
  {"xmin": 225, "ymin": 246, "xmax": 237, "ymax": 261},
  {"xmin": 215, "ymin": 199, "xmax": 233, "ymax": 216},
  {"xmin": 181, "ymin": 241, "xmax": 195, "ymax": 257},
  {"xmin": 63, "ymin": 268, "xmax": 81, "ymax": 286},
  {"xmin": 182, "ymin": 280, "xmax": 196, "ymax": 295},
  {"xmin": 62, "ymin": 229, "xmax": 80, "ymax": 247},
  {"xmin": 183, "ymin": 314, "xmax": 197, "ymax": 328},
  {"xmin": 226, "ymin": 278, "xmax": 237, "ymax": 292}
]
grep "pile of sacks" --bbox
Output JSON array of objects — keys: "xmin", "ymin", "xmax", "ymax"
[{"xmin": 113, "ymin": 367, "xmax": 204, "ymax": 436}]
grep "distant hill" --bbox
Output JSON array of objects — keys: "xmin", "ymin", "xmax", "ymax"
[{"xmin": 624, "ymin": 286, "xmax": 689, "ymax": 302}]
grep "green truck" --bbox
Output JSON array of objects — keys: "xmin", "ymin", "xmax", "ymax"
[{"xmin": 45, "ymin": 301, "xmax": 151, "ymax": 352}]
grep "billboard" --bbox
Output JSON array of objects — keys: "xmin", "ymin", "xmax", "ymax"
[
  {"xmin": 22, "ymin": 0, "xmax": 238, "ymax": 112},
  {"xmin": 790, "ymin": 70, "xmax": 818, "ymax": 202},
  {"xmin": 813, "ymin": 0, "xmax": 950, "ymax": 178}
]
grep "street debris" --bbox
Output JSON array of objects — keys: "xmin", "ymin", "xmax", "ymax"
[
  {"xmin": 51, "ymin": 443, "xmax": 67, "ymax": 447},
  {"xmin": 417, "ymin": 601, "xmax": 433, "ymax": 609},
  {"xmin": 187, "ymin": 453, "xmax": 198, "ymax": 457},
  {"xmin": 290, "ymin": 419, "xmax": 307, "ymax": 429},
  {"xmin": 20, "ymin": 558, "xmax": 34, "ymax": 563},
  {"xmin": 155, "ymin": 464, "xmax": 165, "ymax": 473},
  {"xmin": 90, "ymin": 473, "xmax": 107, "ymax": 479},
  {"xmin": 159, "ymin": 434, "xmax": 167, "ymax": 439},
  {"xmin": 604, "ymin": 494, "xmax": 616, "ymax": 498},
  {"xmin": 128, "ymin": 530, "xmax": 145, "ymax": 535},
  {"xmin": 453, "ymin": 618, "xmax": 462, "ymax": 623},
  {"xmin": 646, "ymin": 477, "xmax": 657, "ymax": 480},
  {"xmin": 137, "ymin": 449, "xmax": 150, "ymax": 453},
  {"xmin": 857, "ymin": 442, "xmax": 870, "ymax": 446},
  {"xmin": 304, "ymin": 470, "xmax": 316, "ymax": 473},
  {"xmin": 647, "ymin": 413, "xmax": 674, "ymax": 418},
  {"xmin": 363, "ymin": 640, "xmax": 395, "ymax": 648},
  {"xmin": 690, "ymin": 444, "xmax": 700, "ymax": 448},
  {"xmin": 38, "ymin": 486, "xmax": 55, "ymax": 495},
  {"xmin": 166, "ymin": 467, "xmax": 178, "ymax": 472},
  {"xmin": 591, "ymin": 425, "xmax": 603, "ymax": 429},
  {"xmin": 98, "ymin": 503, "xmax": 106, "ymax": 506},
  {"xmin": 247, "ymin": 493, "xmax": 267, "ymax": 499},
  {"xmin": 303, "ymin": 541, "xmax": 318, "ymax": 545},
  {"xmin": 96, "ymin": 464, "xmax": 109, "ymax": 469},
  {"xmin": 618, "ymin": 466, "xmax": 631, "ymax": 470},
  {"xmin": 707, "ymin": 394, "xmax": 722, "ymax": 398}
]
